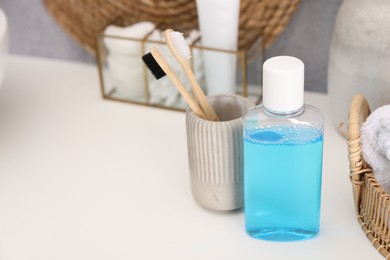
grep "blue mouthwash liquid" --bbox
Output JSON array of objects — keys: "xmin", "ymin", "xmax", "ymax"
[{"xmin": 244, "ymin": 126, "xmax": 323, "ymax": 241}]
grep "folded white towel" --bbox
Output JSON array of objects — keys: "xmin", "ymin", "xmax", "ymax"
[{"xmin": 361, "ymin": 104, "xmax": 390, "ymax": 192}]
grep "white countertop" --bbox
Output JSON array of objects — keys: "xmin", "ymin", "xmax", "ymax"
[{"xmin": 0, "ymin": 55, "xmax": 382, "ymax": 259}]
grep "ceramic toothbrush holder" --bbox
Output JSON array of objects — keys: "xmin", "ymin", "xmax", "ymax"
[{"xmin": 186, "ymin": 94, "xmax": 253, "ymax": 211}]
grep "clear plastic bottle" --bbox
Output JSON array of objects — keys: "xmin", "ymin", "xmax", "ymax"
[{"xmin": 243, "ymin": 56, "xmax": 324, "ymax": 241}]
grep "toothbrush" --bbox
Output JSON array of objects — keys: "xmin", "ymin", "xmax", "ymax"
[
  {"xmin": 142, "ymin": 47, "xmax": 207, "ymax": 119},
  {"xmin": 164, "ymin": 29, "xmax": 219, "ymax": 121}
]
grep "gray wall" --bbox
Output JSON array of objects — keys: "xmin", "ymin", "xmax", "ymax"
[
  {"xmin": 0, "ymin": 0, "xmax": 94, "ymax": 63},
  {"xmin": 0, "ymin": 0, "xmax": 343, "ymax": 93}
]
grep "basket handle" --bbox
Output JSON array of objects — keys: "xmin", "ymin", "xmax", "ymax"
[{"xmin": 347, "ymin": 94, "xmax": 371, "ymax": 211}]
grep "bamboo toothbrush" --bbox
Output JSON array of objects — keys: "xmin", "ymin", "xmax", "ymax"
[
  {"xmin": 142, "ymin": 47, "xmax": 207, "ymax": 119},
  {"xmin": 164, "ymin": 29, "xmax": 219, "ymax": 121}
]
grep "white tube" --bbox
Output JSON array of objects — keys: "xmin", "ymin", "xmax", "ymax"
[{"xmin": 195, "ymin": 0, "xmax": 240, "ymax": 95}]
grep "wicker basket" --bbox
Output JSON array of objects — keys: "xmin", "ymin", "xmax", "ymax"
[
  {"xmin": 348, "ymin": 94, "xmax": 390, "ymax": 258},
  {"xmin": 43, "ymin": 0, "xmax": 300, "ymax": 55}
]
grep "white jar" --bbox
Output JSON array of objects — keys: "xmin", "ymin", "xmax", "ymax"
[
  {"xmin": 0, "ymin": 8, "xmax": 8, "ymax": 88},
  {"xmin": 328, "ymin": 0, "xmax": 390, "ymax": 131}
]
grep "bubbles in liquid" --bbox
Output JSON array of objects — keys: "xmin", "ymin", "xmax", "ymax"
[{"xmin": 244, "ymin": 126, "xmax": 322, "ymax": 146}]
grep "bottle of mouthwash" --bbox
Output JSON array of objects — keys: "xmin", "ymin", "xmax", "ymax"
[{"xmin": 243, "ymin": 56, "xmax": 324, "ymax": 241}]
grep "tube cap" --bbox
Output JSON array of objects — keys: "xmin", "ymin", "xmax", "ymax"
[{"xmin": 263, "ymin": 56, "xmax": 304, "ymax": 113}]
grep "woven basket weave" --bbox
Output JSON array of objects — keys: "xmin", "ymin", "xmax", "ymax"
[
  {"xmin": 43, "ymin": 0, "xmax": 300, "ymax": 55},
  {"xmin": 348, "ymin": 94, "xmax": 390, "ymax": 259}
]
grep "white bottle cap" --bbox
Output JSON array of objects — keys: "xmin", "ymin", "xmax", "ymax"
[{"xmin": 263, "ymin": 56, "xmax": 304, "ymax": 113}]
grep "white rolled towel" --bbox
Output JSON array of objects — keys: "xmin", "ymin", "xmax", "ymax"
[
  {"xmin": 361, "ymin": 104, "xmax": 390, "ymax": 192},
  {"xmin": 107, "ymin": 54, "xmax": 144, "ymax": 71},
  {"xmin": 108, "ymin": 66, "xmax": 145, "ymax": 98},
  {"xmin": 104, "ymin": 22, "xmax": 155, "ymax": 55},
  {"xmin": 103, "ymin": 22, "xmax": 155, "ymax": 98}
]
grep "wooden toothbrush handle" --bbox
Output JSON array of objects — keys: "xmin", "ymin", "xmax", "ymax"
[
  {"xmin": 164, "ymin": 29, "xmax": 219, "ymax": 121},
  {"xmin": 182, "ymin": 64, "xmax": 219, "ymax": 121},
  {"xmin": 151, "ymin": 48, "xmax": 207, "ymax": 119}
]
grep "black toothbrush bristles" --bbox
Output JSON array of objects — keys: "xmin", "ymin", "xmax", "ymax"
[{"xmin": 142, "ymin": 52, "xmax": 166, "ymax": 80}]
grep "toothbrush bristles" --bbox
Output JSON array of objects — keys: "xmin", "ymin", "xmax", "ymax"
[
  {"xmin": 142, "ymin": 52, "xmax": 166, "ymax": 80},
  {"xmin": 169, "ymin": 31, "xmax": 191, "ymax": 59}
]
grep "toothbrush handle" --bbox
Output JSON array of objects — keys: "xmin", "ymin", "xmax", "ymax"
[
  {"xmin": 181, "ymin": 60, "xmax": 219, "ymax": 121},
  {"xmin": 164, "ymin": 29, "xmax": 219, "ymax": 121},
  {"xmin": 151, "ymin": 48, "xmax": 207, "ymax": 119}
]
